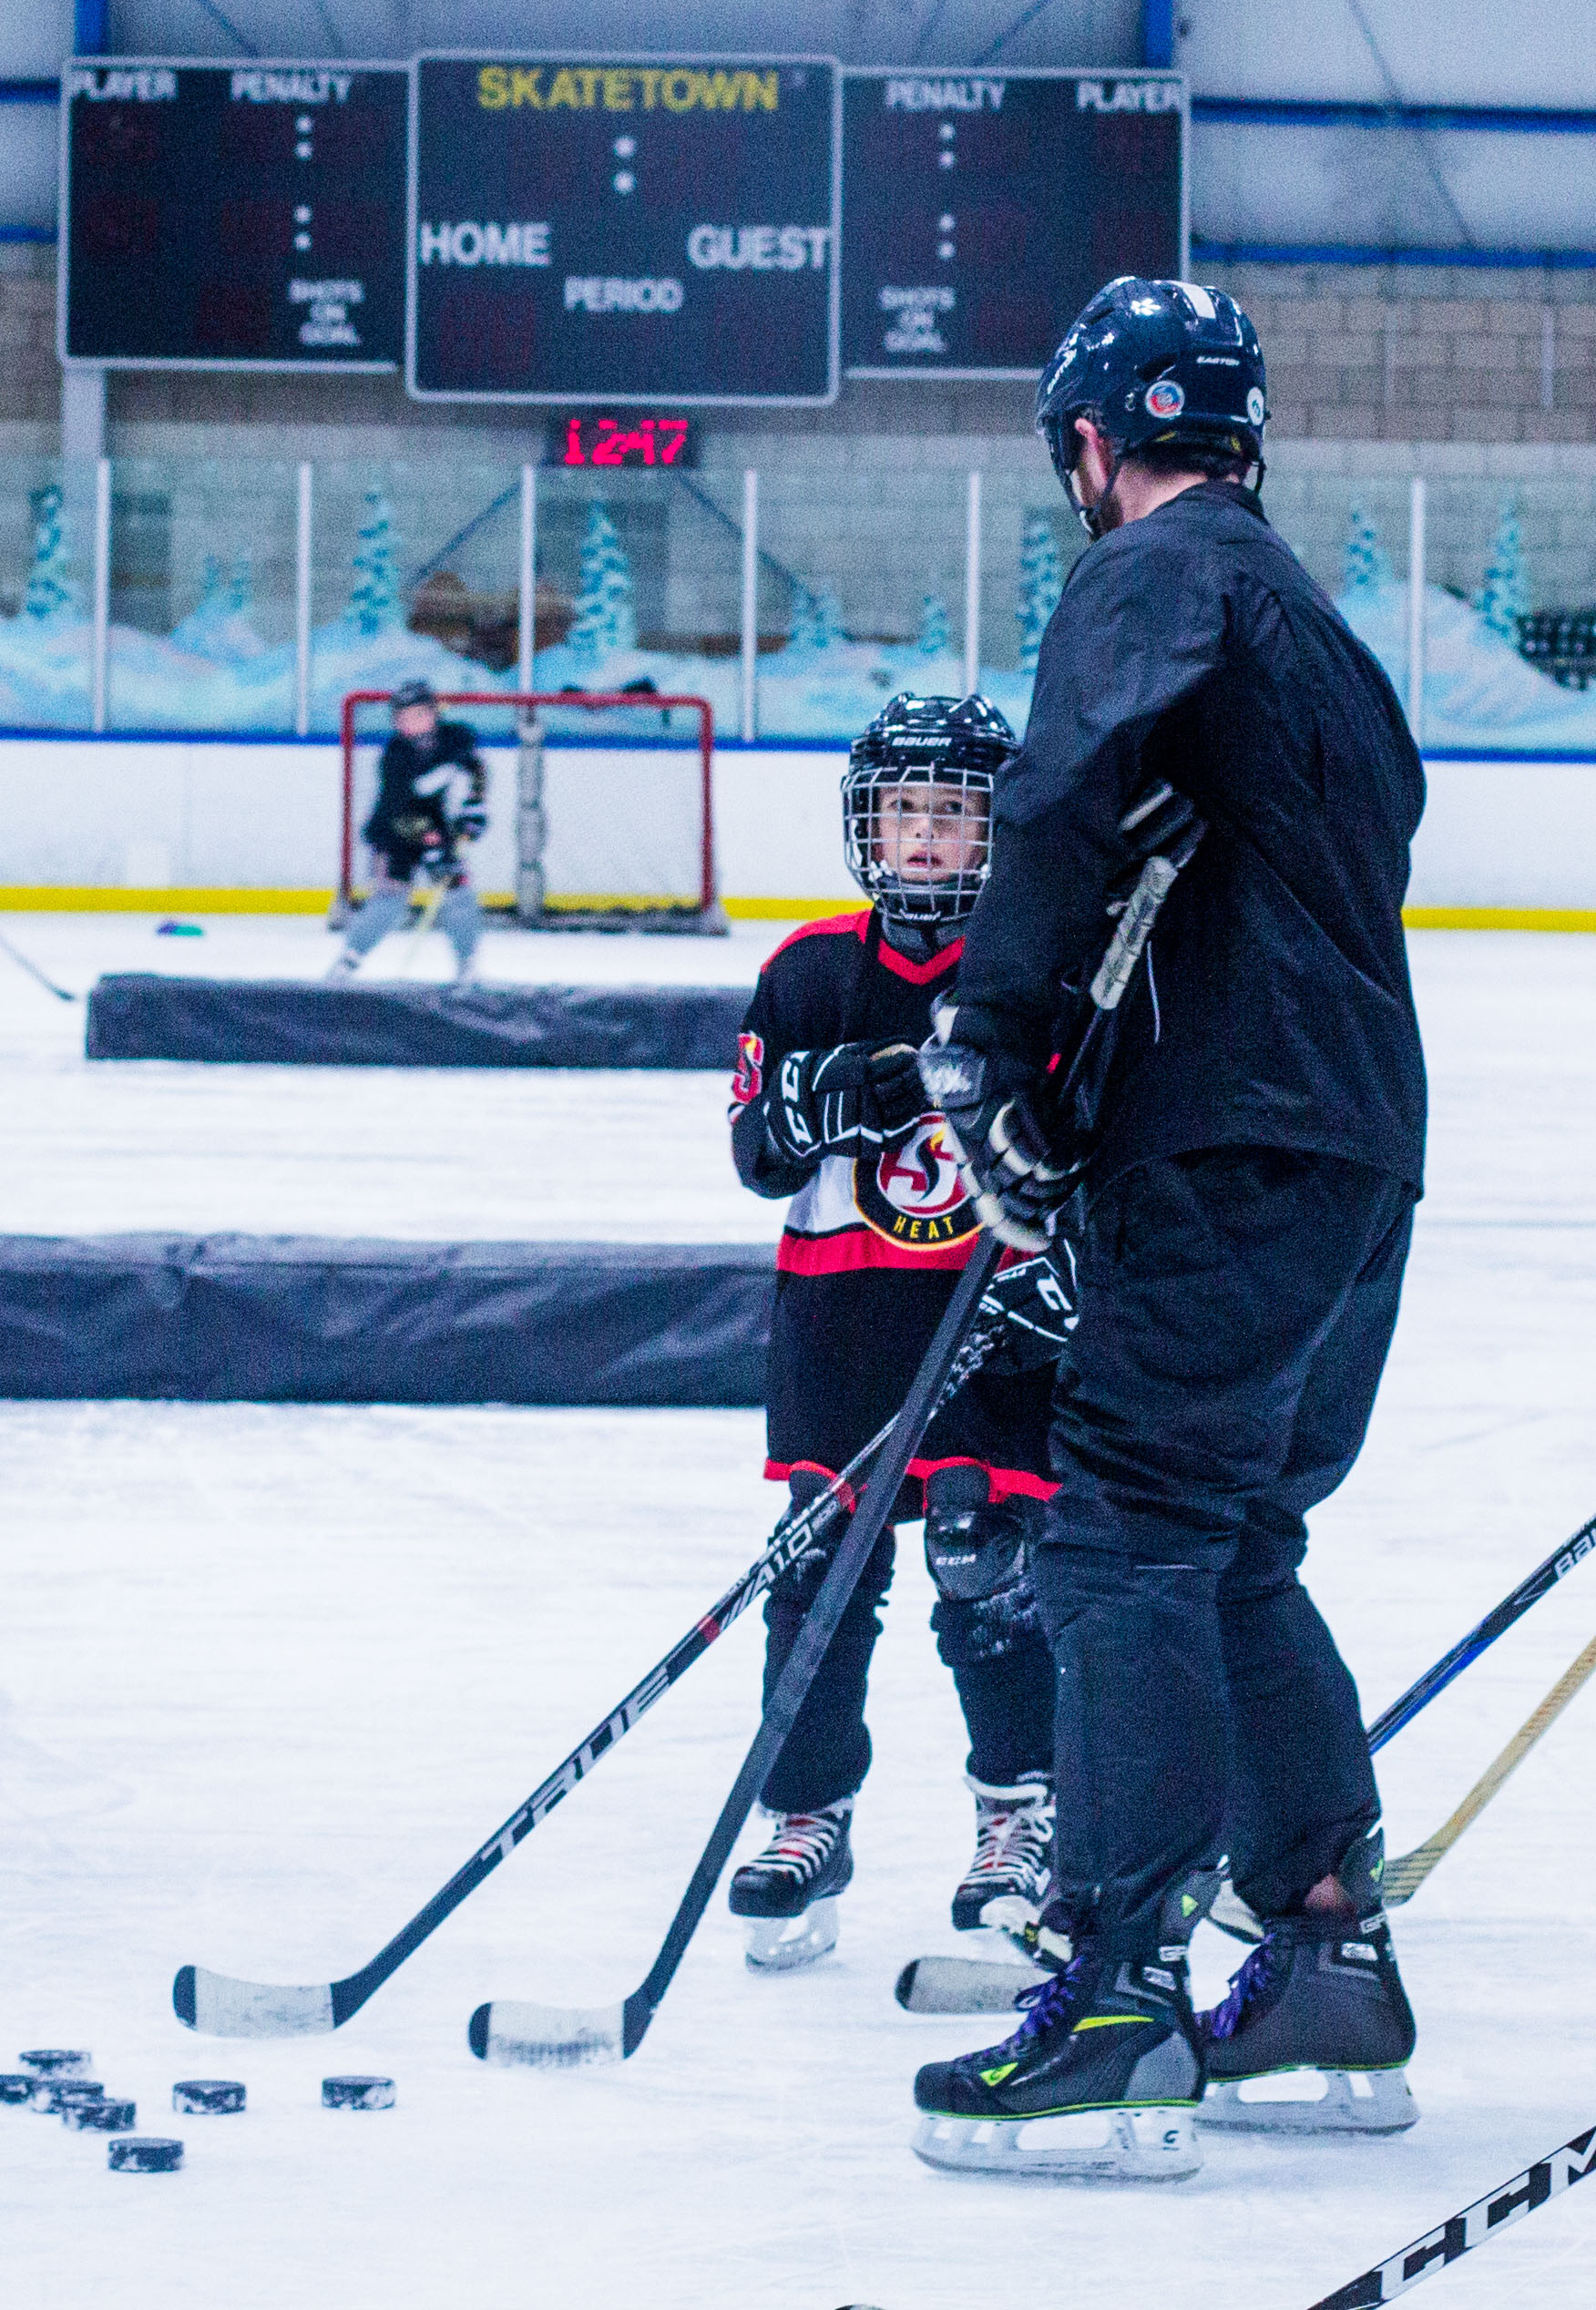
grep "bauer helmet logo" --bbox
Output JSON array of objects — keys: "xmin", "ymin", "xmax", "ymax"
[
  {"xmin": 1144, "ymin": 378, "xmax": 1184, "ymax": 419},
  {"xmin": 1246, "ymin": 385, "xmax": 1265, "ymax": 425},
  {"xmin": 854, "ymin": 1118, "xmax": 978, "ymax": 1248}
]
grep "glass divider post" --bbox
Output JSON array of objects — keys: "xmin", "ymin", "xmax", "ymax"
[
  {"xmin": 963, "ymin": 468, "xmax": 983, "ymax": 700},
  {"xmin": 1407, "ymin": 474, "xmax": 1427, "ymax": 750},
  {"xmin": 295, "ymin": 461, "xmax": 313, "ymax": 738},
  {"xmin": 518, "ymin": 463, "xmax": 537, "ymax": 694},
  {"xmin": 740, "ymin": 467, "xmax": 759, "ymax": 743},
  {"xmin": 90, "ymin": 456, "xmax": 111, "ymax": 733}
]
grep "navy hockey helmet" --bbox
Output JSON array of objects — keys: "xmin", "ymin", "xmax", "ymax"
[
  {"xmin": 842, "ymin": 693, "xmax": 1017, "ymax": 927},
  {"xmin": 1036, "ymin": 277, "xmax": 1268, "ymax": 534},
  {"xmin": 392, "ymin": 678, "xmax": 438, "ymax": 712}
]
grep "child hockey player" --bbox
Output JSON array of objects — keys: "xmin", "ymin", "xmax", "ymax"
[
  {"xmin": 725, "ymin": 693, "xmax": 1061, "ymax": 1972},
  {"xmin": 327, "ymin": 680, "xmax": 488, "ymax": 983}
]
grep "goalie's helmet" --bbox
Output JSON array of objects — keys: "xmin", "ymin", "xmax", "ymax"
[
  {"xmin": 1036, "ymin": 276, "xmax": 1267, "ymax": 528},
  {"xmin": 842, "ymin": 693, "xmax": 1018, "ymax": 927},
  {"xmin": 392, "ymin": 678, "xmax": 438, "ymax": 711}
]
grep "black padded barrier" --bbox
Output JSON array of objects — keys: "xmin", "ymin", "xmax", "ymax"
[
  {"xmin": 0, "ymin": 1236, "xmax": 774, "ymax": 1406},
  {"xmin": 84, "ymin": 976, "xmax": 752, "ymax": 1068}
]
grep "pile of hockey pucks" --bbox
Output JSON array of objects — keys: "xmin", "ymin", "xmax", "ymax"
[
  {"xmin": 322, "ymin": 2074, "xmax": 395, "ymax": 2111},
  {"xmin": 4, "ymin": 2049, "xmax": 175, "ymax": 2172}
]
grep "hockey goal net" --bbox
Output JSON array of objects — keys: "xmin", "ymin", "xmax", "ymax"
[{"xmin": 338, "ymin": 690, "xmax": 722, "ymax": 932}]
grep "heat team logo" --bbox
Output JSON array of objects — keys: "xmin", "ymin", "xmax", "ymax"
[{"xmin": 854, "ymin": 1118, "xmax": 977, "ymax": 1248}]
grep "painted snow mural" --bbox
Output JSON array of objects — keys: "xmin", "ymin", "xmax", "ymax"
[{"xmin": 2, "ymin": 481, "xmax": 1593, "ymax": 748}]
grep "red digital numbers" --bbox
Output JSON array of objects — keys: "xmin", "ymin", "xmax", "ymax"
[{"xmin": 560, "ymin": 415, "xmax": 692, "ymax": 468}]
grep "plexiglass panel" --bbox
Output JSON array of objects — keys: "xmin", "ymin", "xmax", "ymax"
[{"xmin": 0, "ymin": 459, "xmax": 98, "ymax": 731}]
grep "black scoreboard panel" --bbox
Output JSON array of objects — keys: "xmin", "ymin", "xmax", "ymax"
[
  {"xmin": 60, "ymin": 60, "xmax": 406, "ymax": 369},
  {"xmin": 408, "ymin": 56, "xmax": 839, "ymax": 404},
  {"xmin": 841, "ymin": 71, "xmax": 1185, "ymax": 378}
]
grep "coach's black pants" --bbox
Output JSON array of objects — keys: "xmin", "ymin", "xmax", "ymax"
[{"xmin": 1032, "ymin": 1149, "xmax": 1415, "ymax": 1956}]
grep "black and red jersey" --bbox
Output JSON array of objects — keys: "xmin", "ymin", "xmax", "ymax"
[{"xmin": 731, "ymin": 907, "xmax": 1055, "ymax": 1503}]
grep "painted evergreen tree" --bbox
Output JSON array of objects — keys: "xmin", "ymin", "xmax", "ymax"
[
  {"xmin": 1343, "ymin": 504, "xmax": 1391, "ymax": 596},
  {"xmin": 1016, "ymin": 514, "xmax": 1062, "ymax": 673},
  {"xmin": 24, "ymin": 482, "xmax": 77, "ymax": 626},
  {"xmin": 787, "ymin": 583, "xmax": 847, "ymax": 655},
  {"xmin": 1475, "ymin": 498, "xmax": 1530, "ymax": 643},
  {"xmin": 568, "ymin": 500, "xmax": 638, "ymax": 664},
  {"xmin": 349, "ymin": 489, "xmax": 403, "ymax": 637},
  {"xmin": 917, "ymin": 590, "xmax": 953, "ymax": 657}
]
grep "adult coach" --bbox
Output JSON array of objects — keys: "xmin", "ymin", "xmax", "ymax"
[{"xmin": 912, "ymin": 276, "xmax": 1427, "ymax": 2181}]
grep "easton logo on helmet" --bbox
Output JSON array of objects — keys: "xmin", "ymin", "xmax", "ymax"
[
  {"xmin": 854, "ymin": 1118, "xmax": 978, "ymax": 1248},
  {"xmin": 1144, "ymin": 378, "xmax": 1184, "ymax": 419}
]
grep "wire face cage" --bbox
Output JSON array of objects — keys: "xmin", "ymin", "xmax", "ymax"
[{"xmin": 842, "ymin": 758, "xmax": 995, "ymax": 926}]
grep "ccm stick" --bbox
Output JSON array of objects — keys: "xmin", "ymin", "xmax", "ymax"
[
  {"xmin": 897, "ymin": 1507, "xmax": 1596, "ymax": 2011},
  {"xmin": 472, "ymin": 808, "xmax": 1202, "ymax": 2068},
  {"xmin": 169, "ymin": 1251, "xmax": 1063, "ymax": 2037}
]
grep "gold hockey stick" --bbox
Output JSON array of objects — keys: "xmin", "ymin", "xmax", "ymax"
[{"xmin": 1383, "ymin": 1630, "xmax": 1596, "ymax": 1905}]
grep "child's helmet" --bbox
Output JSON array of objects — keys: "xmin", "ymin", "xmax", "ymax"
[{"xmin": 842, "ymin": 692, "xmax": 1017, "ymax": 926}]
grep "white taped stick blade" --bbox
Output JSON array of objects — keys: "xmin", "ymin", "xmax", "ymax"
[
  {"xmin": 469, "ymin": 1998, "xmax": 625, "ymax": 2068},
  {"xmin": 895, "ymin": 1954, "xmax": 1049, "ymax": 2015},
  {"xmin": 1200, "ymin": 2066, "xmax": 1418, "ymax": 2134},
  {"xmin": 913, "ymin": 2104, "xmax": 1202, "ymax": 2181},
  {"xmin": 178, "ymin": 1967, "xmax": 335, "ymax": 2038}
]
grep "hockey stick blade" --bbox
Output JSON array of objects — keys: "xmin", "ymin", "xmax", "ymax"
[
  {"xmin": 1306, "ymin": 2124, "xmax": 1596, "ymax": 2307},
  {"xmin": 895, "ymin": 1955, "xmax": 1049, "ymax": 2015},
  {"xmin": 172, "ymin": 1966, "xmax": 335, "ymax": 2038},
  {"xmin": 0, "ymin": 927, "xmax": 77, "ymax": 1002},
  {"xmin": 474, "ymin": 1238, "xmax": 1008, "ymax": 2068}
]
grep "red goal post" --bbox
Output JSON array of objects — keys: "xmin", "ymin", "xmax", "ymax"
[{"xmin": 338, "ymin": 690, "xmax": 719, "ymax": 925}]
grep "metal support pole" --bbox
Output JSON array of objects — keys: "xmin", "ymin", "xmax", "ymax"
[
  {"xmin": 962, "ymin": 469, "xmax": 983, "ymax": 700},
  {"xmin": 294, "ymin": 461, "xmax": 313, "ymax": 738},
  {"xmin": 1407, "ymin": 475, "xmax": 1427, "ymax": 750},
  {"xmin": 518, "ymin": 463, "xmax": 537, "ymax": 693},
  {"xmin": 739, "ymin": 469, "xmax": 759, "ymax": 743},
  {"xmin": 90, "ymin": 455, "xmax": 110, "ymax": 734}
]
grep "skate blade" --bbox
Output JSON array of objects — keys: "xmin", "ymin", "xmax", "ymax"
[
  {"xmin": 742, "ymin": 1897, "xmax": 840, "ymax": 1974},
  {"xmin": 913, "ymin": 2104, "xmax": 1201, "ymax": 2182},
  {"xmin": 1199, "ymin": 2066, "xmax": 1418, "ymax": 2134}
]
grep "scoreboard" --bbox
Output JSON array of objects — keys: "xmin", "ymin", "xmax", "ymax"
[
  {"xmin": 58, "ymin": 56, "xmax": 1185, "ymax": 394},
  {"xmin": 841, "ymin": 71, "xmax": 1185, "ymax": 378},
  {"xmin": 60, "ymin": 61, "xmax": 407, "ymax": 370},
  {"xmin": 407, "ymin": 56, "xmax": 839, "ymax": 404}
]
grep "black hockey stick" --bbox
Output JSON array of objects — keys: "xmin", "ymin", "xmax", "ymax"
[
  {"xmin": 471, "ymin": 1230, "xmax": 1006, "ymax": 2067},
  {"xmin": 472, "ymin": 813, "xmax": 1202, "ymax": 2068},
  {"xmin": 169, "ymin": 1252, "xmax": 1061, "ymax": 2038},
  {"xmin": 0, "ymin": 927, "xmax": 77, "ymax": 1003},
  {"xmin": 1305, "ymin": 2122, "xmax": 1596, "ymax": 2307}
]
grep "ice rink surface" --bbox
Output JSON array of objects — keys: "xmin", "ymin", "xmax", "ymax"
[{"xmin": 3, "ymin": 916, "xmax": 1596, "ymax": 2308}]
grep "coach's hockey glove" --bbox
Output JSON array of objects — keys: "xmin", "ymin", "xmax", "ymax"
[
  {"xmin": 763, "ymin": 1040, "xmax": 926, "ymax": 1165},
  {"xmin": 917, "ymin": 1006, "xmax": 1072, "ymax": 1253},
  {"xmin": 973, "ymin": 1247, "xmax": 1079, "ymax": 1375}
]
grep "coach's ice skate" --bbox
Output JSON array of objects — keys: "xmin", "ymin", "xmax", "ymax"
[
  {"xmin": 1198, "ymin": 1831, "xmax": 1418, "ymax": 2134},
  {"xmin": 912, "ymin": 1929, "xmax": 1203, "ymax": 2182},
  {"xmin": 728, "ymin": 1801, "xmax": 853, "ymax": 1972},
  {"xmin": 952, "ymin": 1772, "xmax": 1054, "ymax": 1932}
]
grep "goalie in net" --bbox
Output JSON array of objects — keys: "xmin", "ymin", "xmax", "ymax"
[{"xmin": 337, "ymin": 687, "xmax": 724, "ymax": 939}]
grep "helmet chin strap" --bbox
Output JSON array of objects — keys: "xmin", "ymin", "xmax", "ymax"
[{"xmin": 1068, "ymin": 443, "xmax": 1128, "ymax": 540}]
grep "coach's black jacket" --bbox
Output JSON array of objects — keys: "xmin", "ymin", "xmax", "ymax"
[{"xmin": 956, "ymin": 481, "xmax": 1427, "ymax": 1195}]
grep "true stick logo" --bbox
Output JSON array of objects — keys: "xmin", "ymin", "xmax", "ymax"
[{"xmin": 477, "ymin": 1666, "xmax": 671, "ymax": 1865}]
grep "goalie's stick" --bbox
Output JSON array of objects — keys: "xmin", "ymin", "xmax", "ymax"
[
  {"xmin": 0, "ymin": 926, "xmax": 77, "ymax": 1003},
  {"xmin": 473, "ymin": 813, "xmax": 1202, "ymax": 2068},
  {"xmin": 1383, "ymin": 1627, "xmax": 1596, "ymax": 1904},
  {"xmin": 1305, "ymin": 2122, "xmax": 1596, "ymax": 2308},
  {"xmin": 170, "ymin": 1254, "xmax": 1057, "ymax": 2038}
]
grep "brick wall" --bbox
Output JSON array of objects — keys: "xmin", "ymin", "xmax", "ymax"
[
  {"xmin": 0, "ymin": 246, "xmax": 58, "ymax": 428},
  {"xmin": 1210, "ymin": 263, "xmax": 1596, "ymax": 445}
]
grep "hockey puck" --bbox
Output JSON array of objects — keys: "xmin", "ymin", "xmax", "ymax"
[
  {"xmin": 0, "ymin": 2074, "xmax": 34, "ymax": 2105},
  {"xmin": 322, "ymin": 2075, "xmax": 394, "ymax": 2111},
  {"xmin": 173, "ymin": 2079, "xmax": 245, "ymax": 2116},
  {"xmin": 66, "ymin": 2098, "xmax": 136, "ymax": 2132},
  {"xmin": 108, "ymin": 2136, "xmax": 183, "ymax": 2173},
  {"xmin": 19, "ymin": 2049, "xmax": 91, "ymax": 2078},
  {"xmin": 31, "ymin": 2078, "xmax": 104, "ymax": 2113}
]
